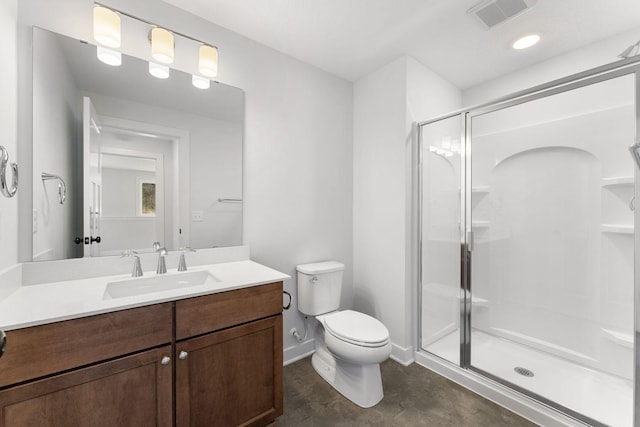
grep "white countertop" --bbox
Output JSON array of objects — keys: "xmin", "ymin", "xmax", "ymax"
[{"xmin": 0, "ymin": 260, "xmax": 289, "ymax": 331}]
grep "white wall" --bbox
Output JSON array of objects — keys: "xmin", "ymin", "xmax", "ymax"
[
  {"xmin": 354, "ymin": 56, "xmax": 461, "ymax": 363},
  {"xmin": 0, "ymin": 0, "xmax": 18, "ymax": 271},
  {"xmin": 354, "ymin": 57, "xmax": 408, "ymax": 360},
  {"xmin": 17, "ymin": 0, "xmax": 353, "ymax": 360}
]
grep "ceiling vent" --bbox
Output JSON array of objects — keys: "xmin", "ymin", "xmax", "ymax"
[{"xmin": 468, "ymin": 0, "xmax": 537, "ymax": 30}]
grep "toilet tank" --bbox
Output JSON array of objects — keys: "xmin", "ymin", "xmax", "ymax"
[{"xmin": 296, "ymin": 261, "xmax": 345, "ymax": 315}]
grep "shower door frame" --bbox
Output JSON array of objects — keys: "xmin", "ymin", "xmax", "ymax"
[{"xmin": 418, "ymin": 57, "xmax": 640, "ymax": 427}]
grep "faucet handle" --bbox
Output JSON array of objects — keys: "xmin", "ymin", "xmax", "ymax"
[
  {"xmin": 178, "ymin": 247, "xmax": 195, "ymax": 271},
  {"xmin": 153, "ymin": 241, "xmax": 161, "ymax": 252},
  {"xmin": 121, "ymin": 249, "xmax": 138, "ymax": 258}
]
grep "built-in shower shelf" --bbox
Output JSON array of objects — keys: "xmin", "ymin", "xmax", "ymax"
[
  {"xmin": 471, "ymin": 296, "xmax": 489, "ymax": 307},
  {"xmin": 472, "ymin": 221, "xmax": 490, "ymax": 228},
  {"xmin": 424, "ymin": 282, "xmax": 489, "ymax": 308},
  {"xmin": 472, "ymin": 186, "xmax": 490, "ymax": 193},
  {"xmin": 601, "ymin": 176, "xmax": 634, "ymax": 187},
  {"xmin": 601, "ymin": 224, "xmax": 634, "ymax": 234},
  {"xmin": 601, "ymin": 328, "xmax": 633, "ymax": 349}
]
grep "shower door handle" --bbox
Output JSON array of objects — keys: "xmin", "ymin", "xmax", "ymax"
[{"xmin": 628, "ymin": 141, "xmax": 640, "ymax": 169}]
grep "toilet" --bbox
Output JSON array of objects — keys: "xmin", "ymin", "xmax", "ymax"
[{"xmin": 297, "ymin": 261, "xmax": 392, "ymax": 408}]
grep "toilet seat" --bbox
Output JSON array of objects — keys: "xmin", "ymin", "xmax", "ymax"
[{"xmin": 323, "ymin": 310, "xmax": 389, "ymax": 348}]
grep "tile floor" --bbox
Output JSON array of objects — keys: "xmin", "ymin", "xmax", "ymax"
[{"xmin": 278, "ymin": 357, "xmax": 536, "ymax": 426}]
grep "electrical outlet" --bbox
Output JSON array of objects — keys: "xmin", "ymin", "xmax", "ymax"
[
  {"xmin": 191, "ymin": 211, "xmax": 204, "ymax": 222},
  {"xmin": 33, "ymin": 209, "xmax": 38, "ymax": 234}
]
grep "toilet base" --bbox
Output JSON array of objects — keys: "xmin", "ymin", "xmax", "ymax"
[{"xmin": 311, "ymin": 349, "xmax": 384, "ymax": 408}]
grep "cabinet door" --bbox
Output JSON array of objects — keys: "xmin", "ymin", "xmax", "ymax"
[
  {"xmin": 0, "ymin": 346, "xmax": 173, "ymax": 427},
  {"xmin": 176, "ymin": 315, "xmax": 283, "ymax": 427}
]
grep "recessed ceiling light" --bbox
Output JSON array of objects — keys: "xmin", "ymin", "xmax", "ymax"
[{"xmin": 512, "ymin": 34, "xmax": 541, "ymax": 50}]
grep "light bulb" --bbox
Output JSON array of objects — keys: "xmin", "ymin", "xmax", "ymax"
[
  {"xmin": 150, "ymin": 28, "xmax": 174, "ymax": 64},
  {"xmin": 512, "ymin": 34, "xmax": 541, "ymax": 50},
  {"xmin": 93, "ymin": 6, "xmax": 121, "ymax": 48},
  {"xmin": 149, "ymin": 62, "xmax": 170, "ymax": 79},
  {"xmin": 198, "ymin": 45, "xmax": 218, "ymax": 78},
  {"xmin": 192, "ymin": 75, "xmax": 210, "ymax": 89},
  {"xmin": 96, "ymin": 46, "xmax": 121, "ymax": 66}
]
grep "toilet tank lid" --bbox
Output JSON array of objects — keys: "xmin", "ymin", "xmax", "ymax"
[{"xmin": 296, "ymin": 261, "xmax": 345, "ymax": 274}]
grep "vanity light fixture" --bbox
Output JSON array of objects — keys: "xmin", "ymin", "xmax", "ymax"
[
  {"xmin": 96, "ymin": 46, "xmax": 121, "ymax": 66},
  {"xmin": 198, "ymin": 45, "xmax": 218, "ymax": 78},
  {"xmin": 92, "ymin": 3, "xmax": 220, "ymax": 86},
  {"xmin": 150, "ymin": 27, "xmax": 175, "ymax": 64},
  {"xmin": 93, "ymin": 5, "xmax": 121, "ymax": 48},
  {"xmin": 512, "ymin": 33, "xmax": 541, "ymax": 50},
  {"xmin": 149, "ymin": 62, "xmax": 170, "ymax": 79},
  {"xmin": 192, "ymin": 75, "xmax": 210, "ymax": 89}
]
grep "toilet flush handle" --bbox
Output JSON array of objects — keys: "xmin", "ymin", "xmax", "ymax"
[{"xmin": 310, "ymin": 276, "xmax": 318, "ymax": 283}]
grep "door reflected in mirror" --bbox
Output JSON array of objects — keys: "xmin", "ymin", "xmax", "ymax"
[{"xmin": 32, "ymin": 28, "xmax": 244, "ymax": 262}]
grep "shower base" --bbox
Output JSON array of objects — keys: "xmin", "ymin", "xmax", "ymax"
[{"xmin": 424, "ymin": 329, "xmax": 632, "ymax": 427}]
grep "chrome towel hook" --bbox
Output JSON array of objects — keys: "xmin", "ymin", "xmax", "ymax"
[
  {"xmin": 41, "ymin": 173, "xmax": 67, "ymax": 204},
  {"xmin": 0, "ymin": 146, "xmax": 18, "ymax": 198}
]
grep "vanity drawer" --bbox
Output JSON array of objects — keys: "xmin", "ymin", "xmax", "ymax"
[
  {"xmin": 176, "ymin": 282, "xmax": 283, "ymax": 340},
  {"xmin": 0, "ymin": 302, "xmax": 173, "ymax": 388}
]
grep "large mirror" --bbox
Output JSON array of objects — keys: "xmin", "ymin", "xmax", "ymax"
[{"xmin": 32, "ymin": 28, "xmax": 244, "ymax": 261}]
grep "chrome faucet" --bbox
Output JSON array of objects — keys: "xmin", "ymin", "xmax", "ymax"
[
  {"xmin": 121, "ymin": 250, "xmax": 143, "ymax": 277},
  {"xmin": 178, "ymin": 247, "xmax": 196, "ymax": 271},
  {"xmin": 156, "ymin": 247, "xmax": 168, "ymax": 274}
]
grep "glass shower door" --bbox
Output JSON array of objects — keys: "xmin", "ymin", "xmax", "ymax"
[
  {"xmin": 419, "ymin": 115, "xmax": 463, "ymax": 365},
  {"xmin": 467, "ymin": 72, "xmax": 636, "ymax": 427}
]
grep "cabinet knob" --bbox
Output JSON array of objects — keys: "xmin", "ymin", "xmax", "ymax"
[
  {"xmin": 161, "ymin": 356, "xmax": 171, "ymax": 365},
  {"xmin": 178, "ymin": 351, "xmax": 188, "ymax": 360},
  {"xmin": 0, "ymin": 330, "xmax": 5, "ymax": 359}
]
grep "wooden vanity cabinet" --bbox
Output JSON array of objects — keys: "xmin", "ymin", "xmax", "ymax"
[
  {"xmin": 0, "ymin": 346, "xmax": 173, "ymax": 427},
  {"xmin": 0, "ymin": 303, "xmax": 174, "ymax": 427},
  {"xmin": 0, "ymin": 281, "xmax": 283, "ymax": 427},
  {"xmin": 175, "ymin": 282, "xmax": 283, "ymax": 427}
]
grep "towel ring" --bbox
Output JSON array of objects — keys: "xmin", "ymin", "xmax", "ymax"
[
  {"xmin": 0, "ymin": 146, "xmax": 18, "ymax": 198},
  {"xmin": 283, "ymin": 290, "xmax": 292, "ymax": 310}
]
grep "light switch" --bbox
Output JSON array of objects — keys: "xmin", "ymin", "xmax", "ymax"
[
  {"xmin": 33, "ymin": 209, "xmax": 38, "ymax": 233},
  {"xmin": 191, "ymin": 211, "xmax": 204, "ymax": 222}
]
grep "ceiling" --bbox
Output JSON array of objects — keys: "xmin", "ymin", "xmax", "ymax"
[{"xmin": 161, "ymin": 0, "xmax": 640, "ymax": 89}]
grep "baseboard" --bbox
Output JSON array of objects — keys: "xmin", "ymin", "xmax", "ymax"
[
  {"xmin": 414, "ymin": 351, "xmax": 585, "ymax": 427},
  {"xmin": 389, "ymin": 342, "xmax": 415, "ymax": 366},
  {"xmin": 283, "ymin": 338, "xmax": 315, "ymax": 366}
]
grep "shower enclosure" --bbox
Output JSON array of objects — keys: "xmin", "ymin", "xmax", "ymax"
[{"xmin": 419, "ymin": 60, "xmax": 639, "ymax": 426}]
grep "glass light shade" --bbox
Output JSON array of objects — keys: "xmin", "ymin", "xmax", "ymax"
[
  {"xmin": 96, "ymin": 46, "xmax": 121, "ymax": 66},
  {"xmin": 149, "ymin": 62, "xmax": 170, "ymax": 79},
  {"xmin": 151, "ymin": 28, "xmax": 174, "ymax": 64},
  {"xmin": 198, "ymin": 45, "xmax": 218, "ymax": 78},
  {"xmin": 512, "ymin": 34, "xmax": 541, "ymax": 50},
  {"xmin": 93, "ymin": 6, "xmax": 121, "ymax": 48},
  {"xmin": 192, "ymin": 75, "xmax": 210, "ymax": 89}
]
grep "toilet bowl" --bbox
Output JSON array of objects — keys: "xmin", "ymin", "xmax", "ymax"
[{"xmin": 296, "ymin": 261, "xmax": 392, "ymax": 408}]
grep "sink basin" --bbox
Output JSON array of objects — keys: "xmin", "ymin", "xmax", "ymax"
[{"xmin": 104, "ymin": 270, "xmax": 220, "ymax": 299}]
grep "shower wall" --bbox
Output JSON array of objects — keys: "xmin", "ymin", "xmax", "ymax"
[{"xmin": 470, "ymin": 75, "xmax": 635, "ymax": 379}]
